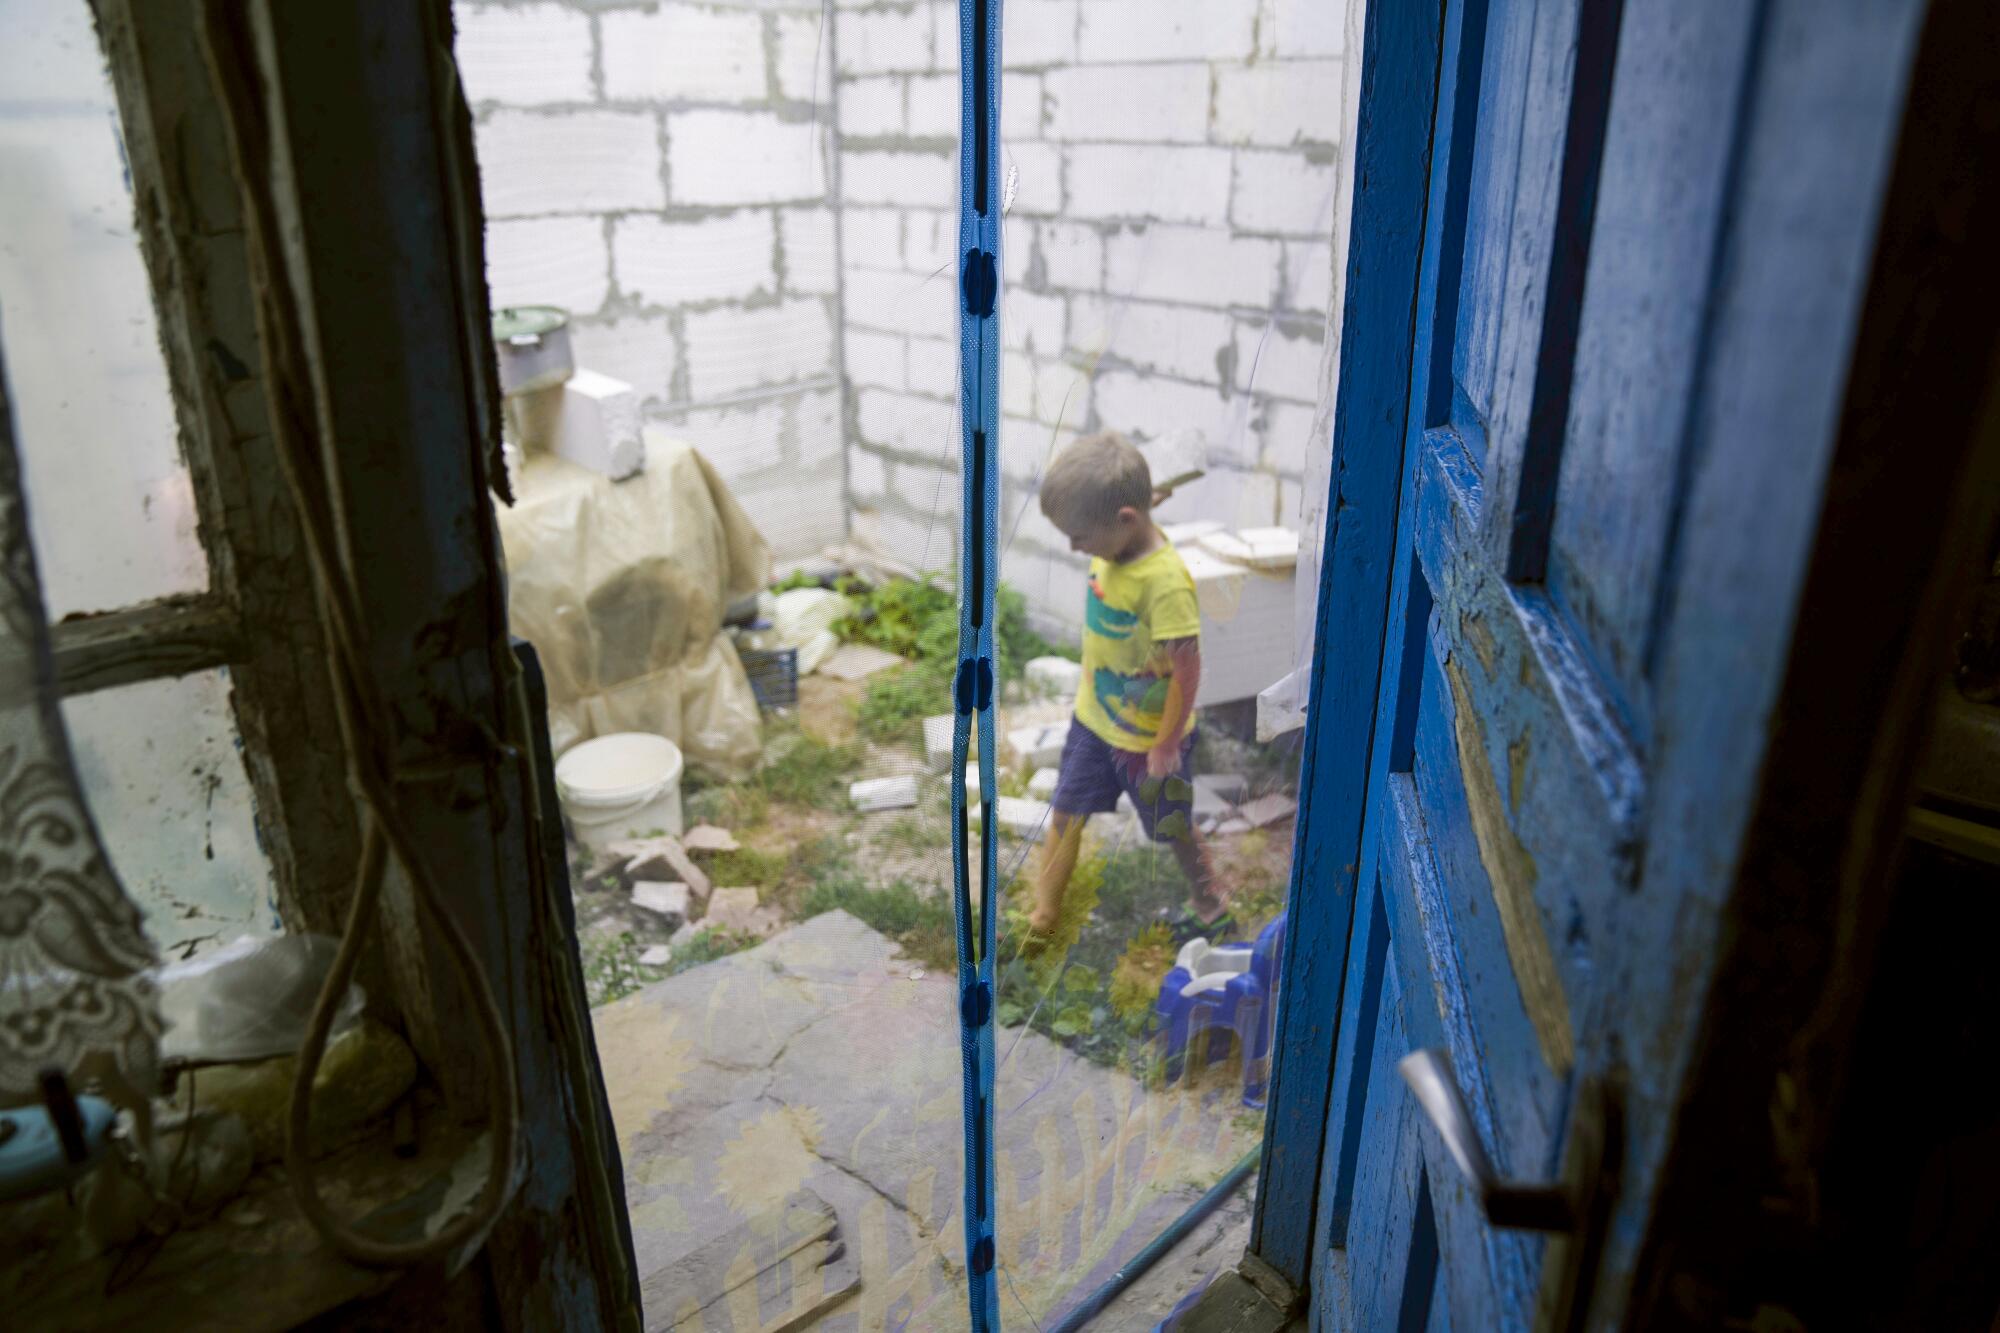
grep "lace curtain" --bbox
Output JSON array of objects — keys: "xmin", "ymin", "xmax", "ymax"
[{"xmin": 0, "ymin": 358, "xmax": 161, "ymax": 1106}]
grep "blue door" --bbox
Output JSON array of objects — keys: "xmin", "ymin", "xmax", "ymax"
[{"xmin": 1305, "ymin": 0, "xmax": 1926, "ymax": 1327}]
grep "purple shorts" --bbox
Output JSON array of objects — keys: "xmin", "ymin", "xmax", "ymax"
[{"xmin": 1049, "ymin": 717, "xmax": 1198, "ymax": 845}]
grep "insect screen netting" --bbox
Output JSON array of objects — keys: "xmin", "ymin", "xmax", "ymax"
[{"xmin": 456, "ymin": 0, "xmax": 1349, "ymax": 1324}]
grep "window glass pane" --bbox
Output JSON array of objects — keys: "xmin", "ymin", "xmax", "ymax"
[
  {"xmin": 0, "ymin": 0, "xmax": 207, "ymax": 619},
  {"xmin": 61, "ymin": 671, "xmax": 279, "ymax": 961}
]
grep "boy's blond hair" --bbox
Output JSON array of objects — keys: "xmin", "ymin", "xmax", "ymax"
[{"xmin": 1038, "ymin": 431, "xmax": 1152, "ymax": 532}]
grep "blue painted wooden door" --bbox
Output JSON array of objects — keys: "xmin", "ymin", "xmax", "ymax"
[{"xmin": 1305, "ymin": 0, "xmax": 1923, "ymax": 1327}]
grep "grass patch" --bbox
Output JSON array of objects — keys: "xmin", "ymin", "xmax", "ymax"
[
  {"xmin": 750, "ymin": 728, "xmax": 860, "ymax": 808},
  {"xmin": 579, "ymin": 925, "xmax": 763, "ymax": 1006},
  {"xmin": 872, "ymin": 814, "xmax": 940, "ymax": 858},
  {"xmin": 858, "ymin": 661, "xmax": 952, "ymax": 747},
  {"xmin": 796, "ymin": 844, "xmax": 956, "ymax": 971},
  {"xmin": 704, "ymin": 844, "xmax": 789, "ymax": 888},
  {"xmin": 683, "ymin": 777, "xmax": 770, "ymax": 831}
]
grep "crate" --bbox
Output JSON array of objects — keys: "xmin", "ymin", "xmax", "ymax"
[{"xmin": 739, "ymin": 646, "xmax": 799, "ymax": 710}]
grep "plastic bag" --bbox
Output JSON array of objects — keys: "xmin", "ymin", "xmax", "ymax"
[{"xmin": 157, "ymin": 934, "xmax": 363, "ymax": 1065}]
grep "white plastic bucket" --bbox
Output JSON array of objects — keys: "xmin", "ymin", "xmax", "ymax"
[{"xmin": 554, "ymin": 732, "xmax": 684, "ymax": 858}]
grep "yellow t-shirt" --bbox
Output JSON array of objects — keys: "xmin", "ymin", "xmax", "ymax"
[{"xmin": 1074, "ymin": 535, "xmax": 1203, "ymax": 752}]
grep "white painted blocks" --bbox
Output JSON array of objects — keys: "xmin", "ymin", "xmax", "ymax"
[
  {"xmin": 484, "ymin": 217, "xmax": 610, "ymax": 316},
  {"xmin": 841, "ymin": 77, "xmax": 906, "ymax": 136},
  {"xmin": 1001, "ymin": 0, "xmax": 1079, "ymax": 68},
  {"xmin": 454, "ymin": 4, "xmax": 594, "ymax": 106},
  {"xmin": 1268, "ymin": 0, "xmax": 1348, "ymax": 58},
  {"xmin": 1105, "ymin": 225, "xmax": 1283, "ymax": 309},
  {"xmin": 1003, "ymin": 289, "xmax": 1066, "ymax": 356},
  {"xmin": 906, "ymin": 74, "xmax": 960, "ymax": 138},
  {"xmin": 1093, "ymin": 371, "xmax": 1256, "ymax": 468},
  {"xmin": 851, "ymin": 773, "xmax": 920, "ymax": 811},
  {"xmin": 568, "ymin": 315, "xmax": 678, "ymax": 409},
  {"xmin": 669, "ymin": 110, "xmax": 825, "ymax": 205},
  {"xmin": 775, "ymin": 12, "xmax": 833, "ymax": 103},
  {"xmin": 780, "ymin": 208, "xmax": 841, "ymax": 295},
  {"xmin": 602, "ymin": 7, "xmax": 767, "ymax": 103},
  {"xmin": 837, "ymin": 5, "xmax": 936, "ymax": 74},
  {"xmin": 996, "ymin": 796, "xmax": 1053, "ymax": 840},
  {"xmin": 1235, "ymin": 320, "xmax": 1326, "ymax": 404},
  {"xmin": 1044, "ymin": 65, "xmax": 1210, "ymax": 143},
  {"xmin": 1065, "ymin": 145, "xmax": 1232, "ymax": 226},
  {"xmin": 554, "ymin": 369, "xmax": 644, "ymax": 480},
  {"xmin": 475, "ymin": 111, "xmax": 665, "ymax": 216},
  {"xmin": 1076, "ymin": 0, "xmax": 1259, "ymax": 64},
  {"xmin": 1028, "ymin": 767, "xmax": 1060, "ymax": 800},
  {"xmin": 1070, "ymin": 295, "xmax": 1233, "ymax": 384},
  {"xmin": 844, "ymin": 330, "xmax": 907, "ymax": 392},
  {"xmin": 844, "ymin": 270, "xmax": 956, "ymax": 340},
  {"xmin": 1005, "ymin": 141, "xmax": 1064, "ymax": 215},
  {"xmin": 1037, "ymin": 222, "xmax": 1103, "ymax": 290},
  {"xmin": 1214, "ymin": 62, "xmax": 1345, "ymax": 148},
  {"xmin": 1025, "ymin": 656, "xmax": 1082, "ymax": 700},
  {"xmin": 1233, "ymin": 150, "xmax": 1340, "ymax": 237},
  {"xmin": 839, "ymin": 149, "xmax": 955, "ymax": 209},
  {"xmin": 614, "ymin": 212, "xmax": 777, "ymax": 307},
  {"xmin": 1002, "ymin": 73, "xmax": 1043, "ymax": 139},
  {"xmin": 848, "ymin": 444, "xmax": 893, "ymax": 500},
  {"xmin": 1284, "ymin": 240, "xmax": 1335, "ymax": 315},
  {"xmin": 660, "ymin": 397, "xmax": 789, "ymax": 481},
  {"xmin": 839, "ymin": 206, "xmax": 906, "ymax": 268},
  {"xmin": 923, "ymin": 715, "xmax": 956, "ymax": 771},
  {"xmin": 683, "ymin": 299, "xmax": 836, "ymax": 398}
]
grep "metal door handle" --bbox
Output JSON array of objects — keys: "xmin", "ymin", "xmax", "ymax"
[
  {"xmin": 1399, "ymin": 1049, "xmax": 1625, "ymax": 1331},
  {"xmin": 1399, "ymin": 1049, "xmax": 1577, "ymax": 1231}
]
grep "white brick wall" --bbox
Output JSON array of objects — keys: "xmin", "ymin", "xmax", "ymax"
[
  {"xmin": 1001, "ymin": 0, "xmax": 1079, "ymax": 69},
  {"xmin": 485, "ymin": 216, "xmax": 610, "ymax": 315},
  {"xmin": 602, "ymin": 8, "xmax": 767, "ymax": 103},
  {"xmin": 683, "ymin": 299, "xmax": 836, "ymax": 397},
  {"xmin": 1104, "ymin": 225, "xmax": 1282, "ymax": 309},
  {"xmin": 476, "ymin": 111, "xmax": 665, "ymax": 216},
  {"xmin": 774, "ymin": 12, "xmax": 832, "ymax": 103},
  {"xmin": 670, "ymin": 110, "xmax": 826, "ymax": 204},
  {"xmin": 1070, "ymin": 295, "xmax": 1234, "ymax": 384},
  {"xmin": 1076, "ymin": 0, "xmax": 1258, "ymax": 64},
  {"xmin": 1233, "ymin": 150, "xmax": 1340, "ymax": 236},
  {"xmin": 569, "ymin": 314, "xmax": 680, "ymax": 408},
  {"xmin": 1234, "ymin": 320, "xmax": 1325, "ymax": 404},
  {"xmin": 1214, "ymin": 61, "xmax": 1344, "ymax": 147},
  {"xmin": 780, "ymin": 208, "xmax": 840, "ymax": 294},
  {"xmin": 1066, "ymin": 145, "xmax": 1232, "ymax": 225},
  {"xmin": 459, "ymin": 0, "xmax": 1357, "ymax": 602},
  {"xmin": 1043, "ymin": 64, "xmax": 1210, "ymax": 143},
  {"xmin": 838, "ymin": 5, "xmax": 936, "ymax": 75},
  {"xmin": 614, "ymin": 212, "xmax": 777, "ymax": 306},
  {"xmin": 839, "ymin": 148, "xmax": 954, "ymax": 209},
  {"xmin": 455, "ymin": 4, "xmax": 595, "ymax": 106},
  {"xmin": 841, "ymin": 77, "xmax": 905, "ymax": 136}
]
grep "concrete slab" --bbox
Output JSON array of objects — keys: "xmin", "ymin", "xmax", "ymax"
[{"xmin": 595, "ymin": 911, "xmax": 1263, "ymax": 1331}]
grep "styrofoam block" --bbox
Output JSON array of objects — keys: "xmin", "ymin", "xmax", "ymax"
[
  {"xmin": 923, "ymin": 714, "xmax": 956, "ymax": 771},
  {"xmin": 1194, "ymin": 773, "xmax": 1249, "ymax": 804},
  {"xmin": 850, "ymin": 774, "xmax": 919, "ymax": 812},
  {"xmin": 1028, "ymin": 767, "xmax": 1060, "ymax": 800},
  {"xmin": 638, "ymin": 944, "xmax": 673, "ymax": 966},
  {"xmin": 554, "ymin": 369, "xmax": 643, "ymax": 481},
  {"xmin": 996, "ymin": 796, "xmax": 1052, "ymax": 840},
  {"xmin": 1190, "ymin": 782, "xmax": 1231, "ymax": 820},
  {"xmin": 1007, "ymin": 724, "xmax": 1066, "ymax": 772},
  {"xmin": 1238, "ymin": 793, "xmax": 1298, "ymax": 828},
  {"xmin": 1024, "ymin": 656, "xmax": 1081, "ymax": 700}
]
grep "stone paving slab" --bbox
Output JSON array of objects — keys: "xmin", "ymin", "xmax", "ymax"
[{"xmin": 595, "ymin": 911, "xmax": 1261, "ymax": 1331}]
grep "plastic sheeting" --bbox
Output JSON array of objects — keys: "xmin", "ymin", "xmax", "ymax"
[{"xmin": 497, "ymin": 428, "xmax": 770, "ymax": 777}]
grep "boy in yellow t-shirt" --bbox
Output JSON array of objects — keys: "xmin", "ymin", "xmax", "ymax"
[{"xmin": 1027, "ymin": 432, "xmax": 1224, "ymax": 936}]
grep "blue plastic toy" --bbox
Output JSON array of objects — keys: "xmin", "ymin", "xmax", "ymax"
[{"xmin": 1154, "ymin": 913, "xmax": 1287, "ymax": 1107}]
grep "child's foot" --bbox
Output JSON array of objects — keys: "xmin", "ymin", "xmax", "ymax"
[{"xmin": 1188, "ymin": 887, "xmax": 1231, "ymax": 927}]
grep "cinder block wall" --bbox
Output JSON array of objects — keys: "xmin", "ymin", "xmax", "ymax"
[
  {"xmin": 458, "ymin": 0, "xmax": 1346, "ymax": 622},
  {"xmin": 835, "ymin": 0, "xmax": 1344, "ymax": 635},
  {"xmin": 456, "ymin": 0, "xmax": 847, "ymax": 555}
]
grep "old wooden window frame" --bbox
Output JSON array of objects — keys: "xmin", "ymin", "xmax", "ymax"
[{"xmin": 13, "ymin": 3, "xmax": 643, "ymax": 1326}]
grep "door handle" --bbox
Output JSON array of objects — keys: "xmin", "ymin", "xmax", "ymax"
[{"xmin": 1399, "ymin": 1049, "xmax": 1624, "ymax": 1331}]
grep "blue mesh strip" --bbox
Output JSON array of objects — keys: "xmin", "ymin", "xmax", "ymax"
[{"xmin": 954, "ymin": 0, "xmax": 1002, "ymax": 1326}]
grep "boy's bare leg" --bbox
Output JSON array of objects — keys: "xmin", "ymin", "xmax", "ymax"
[
  {"xmin": 1172, "ymin": 826, "xmax": 1226, "ymax": 922},
  {"xmin": 1029, "ymin": 811, "xmax": 1086, "ymax": 936}
]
